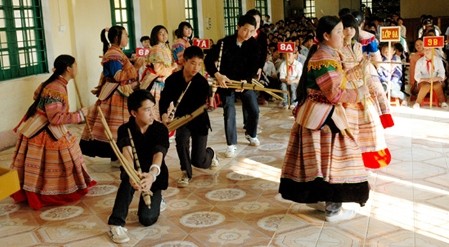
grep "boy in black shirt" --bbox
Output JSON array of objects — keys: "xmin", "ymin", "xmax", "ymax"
[
  {"xmin": 204, "ymin": 14, "xmax": 261, "ymax": 158},
  {"xmin": 108, "ymin": 89, "xmax": 169, "ymax": 244},
  {"xmin": 160, "ymin": 46, "xmax": 219, "ymax": 188}
]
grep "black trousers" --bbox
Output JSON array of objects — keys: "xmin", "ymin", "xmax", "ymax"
[
  {"xmin": 175, "ymin": 126, "xmax": 213, "ymax": 178},
  {"xmin": 108, "ymin": 171, "xmax": 162, "ymax": 227}
]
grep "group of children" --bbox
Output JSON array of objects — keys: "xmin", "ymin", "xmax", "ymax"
[
  {"xmin": 9, "ymin": 21, "xmax": 218, "ymax": 244},
  {"xmin": 8, "ymin": 9, "xmax": 449, "ymax": 246},
  {"xmin": 269, "ymin": 34, "xmax": 447, "ymax": 111}
]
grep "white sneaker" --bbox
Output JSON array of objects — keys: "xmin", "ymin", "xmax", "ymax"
[
  {"xmin": 441, "ymin": 102, "xmax": 448, "ymax": 108},
  {"xmin": 245, "ymin": 134, "xmax": 260, "ymax": 146},
  {"xmin": 108, "ymin": 225, "xmax": 130, "ymax": 244},
  {"xmin": 225, "ymin": 145, "xmax": 237, "ymax": 158},
  {"xmin": 209, "ymin": 148, "xmax": 220, "ymax": 170},
  {"xmin": 412, "ymin": 103, "xmax": 420, "ymax": 109},
  {"xmin": 325, "ymin": 209, "xmax": 356, "ymax": 223},
  {"xmin": 177, "ymin": 172, "xmax": 191, "ymax": 188},
  {"xmin": 306, "ymin": 202, "xmax": 326, "ymax": 212}
]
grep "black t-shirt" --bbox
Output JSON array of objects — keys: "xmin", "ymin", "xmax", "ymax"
[
  {"xmin": 160, "ymin": 70, "xmax": 210, "ymax": 135},
  {"xmin": 117, "ymin": 117, "xmax": 169, "ymax": 191}
]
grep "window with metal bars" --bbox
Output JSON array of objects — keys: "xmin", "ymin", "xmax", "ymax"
[
  {"xmin": 223, "ymin": 0, "xmax": 242, "ymax": 36},
  {"xmin": 255, "ymin": 0, "xmax": 268, "ymax": 16},
  {"xmin": 0, "ymin": 0, "xmax": 47, "ymax": 81},
  {"xmin": 185, "ymin": 0, "xmax": 198, "ymax": 37},
  {"xmin": 109, "ymin": 0, "xmax": 135, "ymax": 56},
  {"xmin": 361, "ymin": 0, "xmax": 372, "ymax": 10},
  {"xmin": 303, "ymin": 0, "xmax": 315, "ymax": 18}
]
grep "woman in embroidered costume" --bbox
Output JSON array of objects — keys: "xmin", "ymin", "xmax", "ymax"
[
  {"xmin": 140, "ymin": 25, "xmax": 177, "ymax": 120},
  {"xmin": 172, "ymin": 21, "xmax": 193, "ymax": 71},
  {"xmin": 279, "ymin": 16, "xmax": 371, "ymax": 223},
  {"xmin": 80, "ymin": 26, "xmax": 144, "ymax": 163},
  {"xmin": 10, "ymin": 55, "xmax": 96, "ymax": 210},
  {"xmin": 340, "ymin": 14, "xmax": 393, "ymax": 169}
]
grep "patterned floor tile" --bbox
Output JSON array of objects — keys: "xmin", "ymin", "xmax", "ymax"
[{"xmin": 1, "ymin": 105, "xmax": 449, "ymax": 246}]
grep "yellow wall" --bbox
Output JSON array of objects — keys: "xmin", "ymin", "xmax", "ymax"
[
  {"xmin": 202, "ymin": 1, "xmax": 225, "ymax": 42},
  {"xmin": 271, "ymin": 0, "xmax": 284, "ymax": 23},
  {"xmin": 138, "ymin": 0, "xmax": 185, "ymax": 41},
  {"xmin": 70, "ymin": 0, "xmax": 111, "ymax": 107}
]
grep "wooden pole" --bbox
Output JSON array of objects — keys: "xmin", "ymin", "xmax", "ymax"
[{"xmin": 127, "ymin": 128, "xmax": 152, "ymax": 207}]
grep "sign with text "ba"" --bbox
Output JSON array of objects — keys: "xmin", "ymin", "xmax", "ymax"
[
  {"xmin": 380, "ymin": 26, "xmax": 400, "ymax": 42},
  {"xmin": 193, "ymin": 39, "xmax": 211, "ymax": 49},
  {"xmin": 277, "ymin": 42, "xmax": 295, "ymax": 53},
  {"xmin": 423, "ymin": 36, "xmax": 445, "ymax": 48},
  {"xmin": 135, "ymin": 48, "xmax": 150, "ymax": 57}
]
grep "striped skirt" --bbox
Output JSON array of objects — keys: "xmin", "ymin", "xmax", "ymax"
[
  {"xmin": 148, "ymin": 80, "xmax": 165, "ymax": 122},
  {"xmin": 345, "ymin": 98, "xmax": 391, "ymax": 169},
  {"xmin": 279, "ymin": 106, "xmax": 370, "ymax": 205},
  {"xmin": 80, "ymin": 90, "xmax": 129, "ymax": 158},
  {"xmin": 10, "ymin": 130, "xmax": 95, "ymax": 210},
  {"xmin": 82, "ymin": 90, "xmax": 129, "ymax": 142}
]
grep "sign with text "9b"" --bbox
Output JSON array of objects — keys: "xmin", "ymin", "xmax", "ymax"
[
  {"xmin": 135, "ymin": 48, "xmax": 150, "ymax": 57},
  {"xmin": 423, "ymin": 36, "xmax": 445, "ymax": 48},
  {"xmin": 380, "ymin": 26, "xmax": 400, "ymax": 42},
  {"xmin": 277, "ymin": 42, "xmax": 296, "ymax": 53}
]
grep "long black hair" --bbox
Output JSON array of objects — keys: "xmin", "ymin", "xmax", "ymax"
[
  {"xmin": 174, "ymin": 21, "xmax": 193, "ymax": 40},
  {"xmin": 351, "ymin": 11, "xmax": 365, "ymax": 27},
  {"xmin": 150, "ymin": 25, "xmax": 169, "ymax": 46},
  {"xmin": 25, "ymin": 55, "xmax": 76, "ymax": 119},
  {"xmin": 340, "ymin": 14, "xmax": 360, "ymax": 42},
  {"xmin": 101, "ymin": 25, "xmax": 126, "ymax": 55},
  {"xmin": 296, "ymin": 16, "xmax": 341, "ymax": 106}
]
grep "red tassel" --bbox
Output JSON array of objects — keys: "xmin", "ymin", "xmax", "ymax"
[
  {"xmin": 380, "ymin": 114, "xmax": 394, "ymax": 129},
  {"xmin": 362, "ymin": 149, "xmax": 391, "ymax": 169}
]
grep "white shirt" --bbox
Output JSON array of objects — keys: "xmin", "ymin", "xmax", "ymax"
[
  {"xmin": 414, "ymin": 55, "xmax": 446, "ymax": 84},
  {"xmin": 279, "ymin": 59, "xmax": 303, "ymax": 82}
]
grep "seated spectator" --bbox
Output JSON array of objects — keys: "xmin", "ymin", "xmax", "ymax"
[
  {"xmin": 409, "ymin": 39, "xmax": 425, "ymax": 95},
  {"xmin": 413, "ymin": 48, "xmax": 447, "ymax": 109},
  {"xmin": 140, "ymin": 36, "xmax": 151, "ymax": 48},
  {"xmin": 378, "ymin": 43, "xmax": 405, "ymax": 102},
  {"xmin": 260, "ymin": 53, "xmax": 280, "ymax": 102},
  {"xmin": 300, "ymin": 35, "xmax": 314, "ymax": 58},
  {"xmin": 278, "ymin": 51, "xmax": 302, "ymax": 109}
]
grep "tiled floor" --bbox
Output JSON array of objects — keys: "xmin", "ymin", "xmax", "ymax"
[{"xmin": 1, "ymin": 103, "xmax": 449, "ymax": 247}]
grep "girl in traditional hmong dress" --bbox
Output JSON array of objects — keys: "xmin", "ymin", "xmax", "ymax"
[
  {"xmin": 352, "ymin": 11, "xmax": 382, "ymax": 63},
  {"xmin": 279, "ymin": 16, "xmax": 370, "ymax": 223},
  {"xmin": 172, "ymin": 21, "xmax": 193, "ymax": 71},
  {"xmin": 340, "ymin": 14, "xmax": 393, "ymax": 169},
  {"xmin": 140, "ymin": 25, "xmax": 177, "ymax": 121},
  {"xmin": 80, "ymin": 26, "xmax": 144, "ymax": 162},
  {"xmin": 11, "ymin": 55, "xmax": 96, "ymax": 210}
]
